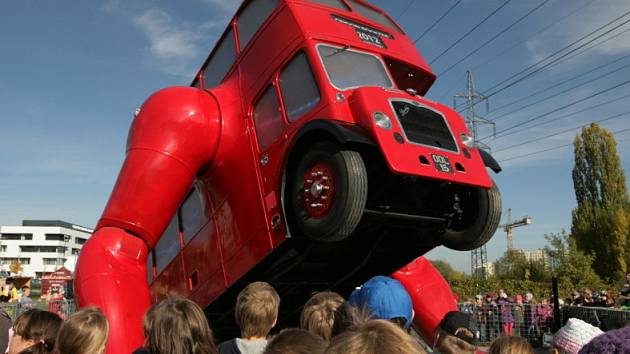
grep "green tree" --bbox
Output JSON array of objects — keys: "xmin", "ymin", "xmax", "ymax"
[
  {"xmin": 571, "ymin": 123, "xmax": 630, "ymax": 281},
  {"xmin": 544, "ymin": 231, "xmax": 604, "ymax": 293},
  {"xmin": 494, "ymin": 250, "xmax": 550, "ymax": 281},
  {"xmin": 430, "ymin": 259, "xmax": 464, "ymax": 283}
]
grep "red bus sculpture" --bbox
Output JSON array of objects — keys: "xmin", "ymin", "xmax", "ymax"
[{"xmin": 75, "ymin": 1, "xmax": 502, "ymax": 352}]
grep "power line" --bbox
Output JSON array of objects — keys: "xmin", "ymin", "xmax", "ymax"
[
  {"xmin": 457, "ymin": 12, "xmax": 630, "ymax": 113},
  {"xmin": 412, "ymin": 0, "xmax": 462, "ymax": 43},
  {"xmin": 395, "ymin": 0, "xmax": 414, "ymax": 21},
  {"xmin": 429, "ymin": 0, "xmax": 512, "ymax": 65},
  {"xmin": 438, "ymin": 0, "xmax": 552, "ymax": 77},
  {"xmin": 493, "ymin": 111, "xmax": 630, "ymax": 153},
  {"xmin": 498, "ymin": 127, "xmax": 630, "ymax": 163},
  {"xmin": 479, "ymin": 78, "xmax": 630, "ymax": 140},
  {"xmin": 434, "ymin": 0, "xmax": 598, "ymax": 101},
  {"xmin": 489, "ymin": 60, "xmax": 630, "ymax": 122},
  {"xmin": 486, "ymin": 91, "xmax": 630, "ymax": 142},
  {"xmin": 488, "ymin": 52, "xmax": 630, "ymax": 116}
]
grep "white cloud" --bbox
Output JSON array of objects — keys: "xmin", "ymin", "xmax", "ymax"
[{"xmin": 134, "ymin": 8, "xmax": 201, "ymax": 61}]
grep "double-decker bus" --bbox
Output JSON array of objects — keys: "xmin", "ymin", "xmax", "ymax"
[{"xmin": 76, "ymin": 1, "xmax": 502, "ymax": 352}]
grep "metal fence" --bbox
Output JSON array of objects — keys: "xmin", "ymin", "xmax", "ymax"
[
  {"xmin": 0, "ymin": 300, "xmax": 76, "ymax": 321},
  {"xmin": 459, "ymin": 303, "xmax": 630, "ymax": 345}
]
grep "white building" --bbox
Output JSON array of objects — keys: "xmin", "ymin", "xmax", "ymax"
[
  {"xmin": 0, "ymin": 220, "xmax": 93, "ymax": 278},
  {"xmin": 523, "ymin": 249, "xmax": 551, "ymax": 268}
]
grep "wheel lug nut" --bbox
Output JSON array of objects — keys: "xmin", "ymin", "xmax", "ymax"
[
  {"xmin": 311, "ymin": 172, "xmax": 317, "ymax": 177},
  {"xmin": 317, "ymin": 171, "xmax": 323, "ymax": 176},
  {"xmin": 310, "ymin": 203, "xmax": 318, "ymax": 208},
  {"xmin": 323, "ymin": 186, "xmax": 330, "ymax": 190},
  {"xmin": 306, "ymin": 179, "xmax": 313, "ymax": 183},
  {"xmin": 322, "ymin": 176, "xmax": 329, "ymax": 181}
]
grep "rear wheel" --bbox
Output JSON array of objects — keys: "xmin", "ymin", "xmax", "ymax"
[
  {"xmin": 287, "ymin": 142, "xmax": 368, "ymax": 242},
  {"xmin": 440, "ymin": 181, "xmax": 502, "ymax": 251}
]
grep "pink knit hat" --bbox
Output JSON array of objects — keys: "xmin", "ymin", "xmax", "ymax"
[{"xmin": 553, "ymin": 318, "xmax": 604, "ymax": 354}]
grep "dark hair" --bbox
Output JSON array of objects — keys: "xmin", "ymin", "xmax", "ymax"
[
  {"xmin": 13, "ymin": 309, "xmax": 62, "ymax": 354},
  {"xmin": 263, "ymin": 328, "xmax": 326, "ymax": 354},
  {"xmin": 330, "ymin": 302, "xmax": 369, "ymax": 338},
  {"xmin": 144, "ymin": 298, "xmax": 217, "ymax": 354}
]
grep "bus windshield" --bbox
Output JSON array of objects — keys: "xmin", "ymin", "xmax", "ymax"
[{"xmin": 317, "ymin": 44, "xmax": 393, "ymax": 91}]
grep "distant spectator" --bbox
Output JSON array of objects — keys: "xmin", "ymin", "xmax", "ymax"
[
  {"xmin": 617, "ymin": 273, "xmax": 630, "ymax": 307},
  {"xmin": 570, "ymin": 291, "xmax": 583, "ymax": 306},
  {"xmin": 141, "ymin": 298, "xmax": 217, "ymax": 354},
  {"xmin": 349, "ymin": 276, "xmax": 413, "ymax": 330},
  {"xmin": 488, "ymin": 336, "xmax": 534, "ymax": 354},
  {"xmin": 0, "ymin": 307, "xmax": 11, "ymax": 353},
  {"xmin": 263, "ymin": 328, "xmax": 326, "ymax": 354},
  {"xmin": 7, "ymin": 309, "xmax": 62, "ymax": 354},
  {"xmin": 19, "ymin": 287, "xmax": 33, "ymax": 308},
  {"xmin": 473, "ymin": 295, "xmax": 487, "ymax": 342},
  {"xmin": 578, "ymin": 326, "xmax": 630, "ymax": 354},
  {"xmin": 497, "ymin": 289, "xmax": 514, "ymax": 336},
  {"xmin": 536, "ymin": 298, "xmax": 553, "ymax": 334},
  {"xmin": 433, "ymin": 311, "xmax": 477, "ymax": 354},
  {"xmin": 551, "ymin": 318, "xmax": 603, "ymax": 354},
  {"xmin": 513, "ymin": 294, "xmax": 525, "ymax": 337},
  {"xmin": 484, "ymin": 293, "xmax": 499, "ymax": 341},
  {"xmin": 581, "ymin": 289, "xmax": 594, "ymax": 307},
  {"xmin": 330, "ymin": 302, "xmax": 369, "ymax": 338},
  {"xmin": 0, "ymin": 285, "xmax": 11, "ymax": 303},
  {"xmin": 325, "ymin": 319, "xmax": 426, "ymax": 354},
  {"xmin": 55, "ymin": 307, "xmax": 109, "ymax": 354},
  {"xmin": 300, "ymin": 292, "xmax": 344, "ymax": 342},
  {"xmin": 218, "ymin": 282, "xmax": 280, "ymax": 354}
]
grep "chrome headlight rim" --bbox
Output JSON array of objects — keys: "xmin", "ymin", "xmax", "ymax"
[{"xmin": 373, "ymin": 112, "xmax": 393, "ymax": 130}]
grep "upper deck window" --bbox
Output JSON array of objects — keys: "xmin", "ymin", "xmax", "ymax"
[
  {"xmin": 237, "ymin": 0, "xmax": 278, "ymax": 50},
  {"xmin": 181, "ymin": 188, "xmax": 208, "ymax": 245},
  {"xmin": 347, "ymin": 0, "xmax": 402, "ymax": 34},
  {"xmin": 204, "ymin": 29, "xmax": 236, "ymax": 88},
  {"xmin": 280, "ymin": 52, "xmax": 321, "ymax": 122},
  {"xmin": 317, "ymin": 44, "xmax": 393, "ymax": 90},
  {"xmin": 306, "ymin": 0, "xmax": 349, "ymax": 11},
  {"xmin": 154, "ymin": 215, "xmax": 180, "ymax": 274}
]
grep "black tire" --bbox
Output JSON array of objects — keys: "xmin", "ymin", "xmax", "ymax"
[
  {"xmin": 440, "ymin": 181, "xmax": 502, "ymax": 251},
  {"xmin": 288, "ymin": 142, "xmax": 368, "ymax": 242}
]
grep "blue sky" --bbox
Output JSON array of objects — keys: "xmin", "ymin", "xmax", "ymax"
[{"xmin": 1, "ymin": 0, "xmax": 629, "ymax": 272}]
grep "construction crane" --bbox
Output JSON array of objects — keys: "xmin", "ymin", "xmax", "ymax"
[{"xmin": 500, "ymin": 208, "xmax": 532, "ymax": 250}]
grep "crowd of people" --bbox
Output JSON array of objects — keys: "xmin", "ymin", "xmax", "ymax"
[{"xmin": 0, "ymin": 275, "xmax": 628, "ymax": 353}]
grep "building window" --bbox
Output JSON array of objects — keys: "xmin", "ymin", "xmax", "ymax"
[
  {"xmin": 0, "ymin": 257, "xmax": 31, "ymax": 265},
  {"xmin": 71, "ymin": 248, "xmax": 81, "ymax": 255},
  {"xmin": 75, "ymin": 238, "xmax": 86, "ymax": 245},
  {"xmin": 279, "ymin": 51, "xmax": 321, "ymax": 122},
  {"xmin": 43, "ymin": 258, "xmax": 66, "ymax": 266},
  {"xmin": 253, "ymin": 85, "xmax": 284, "ymax": 150},
  {"xmin": 1, "ymin": 233, "xmax": 33, "ymax": 240},
  {"xmin": 45, "ymin": 234, "xmax": 66, "ymax": 241},
  {"xmin": 20, "ymin": 245, "xmax": 66, "ymax": 253},
  {"xmin": 0, "ymin": 246, "xmax": 6, "ymax": 253}
]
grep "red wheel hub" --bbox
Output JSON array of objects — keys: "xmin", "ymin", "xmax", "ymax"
[{"xmin": 303, "ymin": 161, "xmax": 336, "ymax": 218}]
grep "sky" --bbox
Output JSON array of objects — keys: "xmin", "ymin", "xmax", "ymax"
[{"xmin": 1, "ymin": 0, "xmax": 630, "ymax": 273}]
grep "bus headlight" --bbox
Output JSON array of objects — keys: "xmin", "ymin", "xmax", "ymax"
[{"xmin": 373, "ymin": 112, "xmax": 393, "ymax": 130}]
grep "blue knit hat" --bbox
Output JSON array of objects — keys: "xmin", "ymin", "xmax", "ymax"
[{"xmin": 349, "ymin": 276, "xmax": 413, "ymax": 328}]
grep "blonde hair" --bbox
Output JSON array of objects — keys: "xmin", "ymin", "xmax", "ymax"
[
  {"xmin": 300, "ymin": 292, "xmax": 344, "ymax": 341},
  {"xmin": 325, "ymin": 319, "xmax": 427, "ymax": 354},
  {"xmin": 144, "ymin": 298, "xmax": 217, "ymax": 354},
  {"xmin": 488, "ymin": 336, "xmax": 534, "ymax": 354},
  {"xmin": 235, "ymin": 282, "xmax": 280, "ymax": 338},
  {"xmin": 54, "ymin": 307, "xmax": 108, "ymax": 354},
  {"xmin": 434, "ymin": 328, "xmax": 476, "ymax": 354}
]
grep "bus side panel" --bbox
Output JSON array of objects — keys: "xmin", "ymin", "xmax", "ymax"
[{"xmin": 149, "ymin": 255, "xmax": 189, "ymax": 302}]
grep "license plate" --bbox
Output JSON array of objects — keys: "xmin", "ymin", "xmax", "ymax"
[
  {"xmin": 356, "ymin": 29, "xmax": 386, "ymax": 48},
  {"xmin": 431, "ymin": 154, "xmax": 453, "ymax": 174}
]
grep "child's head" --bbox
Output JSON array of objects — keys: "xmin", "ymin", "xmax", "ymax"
[
  {"xmin": 349, "ymin": 276, "xmax": 413, "ymax": 329},
  {"xmin": 300, "ymin": 292, "xmax": 344, "ymax": 341},
  {"xmin": 54, "ymin": 307, "xmax": 109, "ymax": 354},
  {"xmin": 8, "ymin": 309, "xmax": 62, "ymax": 354},
  {"xmin": 235, "ymin": 282, "xmax": 280, "ymax": 339},
  {"xmin": 325, "ymin": 319, "xmax": 426, "ymax": 354},
  {"xmin": 144, "ymin": 298, "xmax": 217, "ymax": 354},
  {"xmin": 488, "ymin": 336, "xmax": 534, "ymax": 354},
  {"xmin": 263, "ymin": 328, "xmax": 326, "ymax": 354},
  {"xmin": 330, "ymin": 302, "xmax": 370, "ymax": 338}
]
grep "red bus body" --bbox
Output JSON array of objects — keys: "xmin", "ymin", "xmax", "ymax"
[{"xmin": 76, "ymin": 1, "xmax": 500, "ymax": 352}]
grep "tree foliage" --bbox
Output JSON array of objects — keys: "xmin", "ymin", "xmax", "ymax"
[
  {"xmin": 494, "ymin": 250, "xmax": 550, "ymax": 282},
  {"xmin": 571, "ymin": 123, "xmax": 630, "ymax": 282},
  {"xmin": 430, "ymin": 259, "xmax": 464, "ymax": 283},
  {"xmin": 9, "ymin": 260, "xmax": 23, "ymax": 275}
]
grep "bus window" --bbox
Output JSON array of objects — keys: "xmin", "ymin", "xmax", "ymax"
[
  {"xmin": 147, "ymin": 251, "xmax": 154, "ymax": 284},
  {"xmin": 253, "ymin": 85, "xmax": 284, "ymax": 150},
  {"xmin": 317, "ymin": 44, "xmax": 393, "ymax": 90},
  {"xmin": 307, "ymin": 0, "xmax": 349, "ymax": 11},
  {"xmin": 154, "ymin": 215, "xmax": 180, "ymax": 274},
  {"xmin": 204, "ymin": 29, "xmax": 236, "ymax": 88},
  {"xmin": 279, "ymin": 52, "xmax": 321, "ymax": 122},
  {"xmin": 181, "ymin": 189, "xmax": 207, "ymax": 244},
  {"xmin": 346, "ymin": 0, "xmax": 403, "ymax": 34},
  {"xmin": 237, "ymin": 0, "xmax": 278, "ymax": 50}
]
